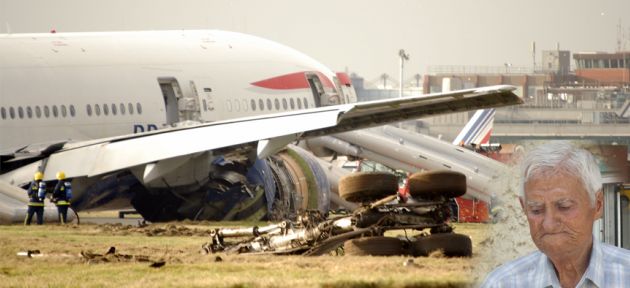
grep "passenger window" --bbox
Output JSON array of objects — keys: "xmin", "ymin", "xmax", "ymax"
[
  {"xmin": 203, "ymin": 99, "xmax": 208, "ymax": 112},
  {"xmin": 103, "ymin": 104, "xmax": 109, "ymax": 115},
  {"xmin": 26, "ymin": 106, "xmax": 33, "ymax": 118},
  {"xmin": 136, "ymin": 103, "xmax": 142, "ymax": 114},
  {"xmin": 69, "ymin": 105, "xmax": 76, "ymax": 117},
  {"xmin": 44, "ymin": 106, "xmax": 50, "ymax": 118},
  {"xmin": 111, "ymin": 103, "xmax": 117, "ymax": 115},
  {"xmin": 242, "ymin": 99, "xmax": 248, "ymax": 112},
  {"xmin": 282, "ymin": 99, "xmax": 288, "ymax": 110},
  {"xmin": 297, "ymin": 98, "xmax": 302, "ymax": 109},
  {"xmin": 35, "ymin": 106, "xmax": 41, "ymax": 118},
  {"xmin": 120, "ymin": 103, "xmax": 126, "ymax": 115},
  {"xmin": 290, "ymin": 98, "xmax": 295, "ymax": 110},
  {"xmin": 18, "ymin": 107, "xmax": 24, "ymax": 119},
  {"xmin": 128, "ymin": 103, "xmax": 134, "ymax": 115},
  {"xmin": 259, "ymin": 99, "xmax": 264, "ymax": 111},
  {"xmin": 52, "ymin": 105, "xmax": 58, "ymax": 118},
  {"xmin": 9, "ymin": 107, "xmax": 15, "ymax": 119},
  {"xmin": 227, "ymin": 100, "xmax": 232, "ymax": 112},
  {"xmin": 266, "ymin": 99, "xmax": 272, "ymax": 110},
  {"xmin": 303, "ymin": 98, "xmax": 308, "ymax": 108},
  {"xmin": 61, "ymin": 105, "xmax": 67, "ymax": 117},
  {"xmin": 95, "ymin": 104, "xmax": 101, "ymax": 116},
  {"xmin": 251, "ymin": 99, "xmax": 256, "ymax": 111},
  {"xmin": 234, "ymin": 99, "xmax": 240, "ymax": 111},
  {"xmin": 274, "ymin": 99, "xmax": 280, "ymax": 110},
  {"xmin": 86, "ymin": 104, "xmax": 92, "ymax": 116},
  {"xmin": 1, "ymin": 107, "xmax": 6, "ymax": 119}
]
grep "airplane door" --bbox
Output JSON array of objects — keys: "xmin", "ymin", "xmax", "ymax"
[
  {"xmin": 158, "ymin": 78, "xmax": 182, "ymax": 125},
  {"xmin": 306, "ymin": 74, "xmax": 325, "ymax": 107}
]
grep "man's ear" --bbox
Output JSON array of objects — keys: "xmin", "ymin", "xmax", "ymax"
[{"xmin": 594, "ymin": 190, "xmax": 604, "ymax": 219}]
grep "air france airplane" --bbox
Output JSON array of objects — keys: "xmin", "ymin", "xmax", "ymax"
[{"xmin": 0, "ymin": 30, "xmax": 521, "ymax": 222}]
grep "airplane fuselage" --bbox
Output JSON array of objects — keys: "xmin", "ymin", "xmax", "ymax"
[{"xmin": 0, "ymin": 30, "xmax": 351, "ymax": 152}]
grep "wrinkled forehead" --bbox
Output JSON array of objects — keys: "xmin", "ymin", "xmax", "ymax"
[{"xmin": 524, "ymin": 168, "xmax": 588, "ymax": 196}]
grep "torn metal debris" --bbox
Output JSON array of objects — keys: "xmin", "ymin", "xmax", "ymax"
[{"xmin": 204, "ymin": 171, "xmax": 474, "ymax": 257}]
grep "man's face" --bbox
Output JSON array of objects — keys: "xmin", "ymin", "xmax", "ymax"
[{"xmin": 521, "ymin": 171, "xmax": 603, "ymax": 259}]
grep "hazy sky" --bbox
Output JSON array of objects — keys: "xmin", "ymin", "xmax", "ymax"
[{"xmin": 1, "ymin": 0, "xmax": 629, "ymax": 84}]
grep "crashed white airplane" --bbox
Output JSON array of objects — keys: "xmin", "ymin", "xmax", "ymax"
[{"xmin": 0, "ymin": 30, "xmax": 521, "ymax": 222}]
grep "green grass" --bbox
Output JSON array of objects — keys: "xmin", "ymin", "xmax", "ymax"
[{"xmin": 0, "ymin": 222, "xmax": 487, "ymax": 287}]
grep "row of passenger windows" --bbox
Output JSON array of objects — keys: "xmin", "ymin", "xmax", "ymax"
[
  {"xmin": 0, "ymin": 102, "xmax": 143, "ymax": 120},
  {"xmin": 3, "ymin": 97, "xmax": 307, "ymax": 120},
  {"xmin": 1, "ymin": 105, "xmax": 76, "ymax": 120},
  {"xmin": 250, "ymin": 97, "xmax": 309, "ymax": 112},
  {"xmin": 86, "ymin": 103, "xmax": 143, "ymax": 117},
  {"xmin": 203, "ymin": 97, "xmax": 310, "ymax": 113}
]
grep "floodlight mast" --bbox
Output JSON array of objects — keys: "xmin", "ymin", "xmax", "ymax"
[{"xmin": 398, "ymin": 49, "xmax": 410, "ymax": 98}]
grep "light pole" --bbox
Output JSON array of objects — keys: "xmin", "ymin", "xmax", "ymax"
[
  {"xmin": 380, "ymin": 73, "xmax": 389, "ymax": 89},
  {"xmin": 414, "ymin": 73, "xmax": 422, "ymax": 88},
  {"xmin": 399, "ymin": 49, "xmax": 410, "ymax": 98}
]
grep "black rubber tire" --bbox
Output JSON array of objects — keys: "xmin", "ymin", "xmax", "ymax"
[
  {"xmin": 344, "ymin": 236, "xmax": 406, "ymax": 256},
  {"xmin": 408, "ymin": 170, "xmax": 467, "ymax": 199},
  {"xmin": 411, "ymin": 233, "xmax": 472, "ymax": 257},
  {"xmin": 339, "ymin": 172, "xmax": 398, "ymax": 203}
]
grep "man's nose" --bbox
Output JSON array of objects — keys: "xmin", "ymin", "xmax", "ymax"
[{"xmin": 542, "ymin": 209, "xmax": 560, "ymax": 231}]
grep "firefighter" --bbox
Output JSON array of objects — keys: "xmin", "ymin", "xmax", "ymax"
[
  {"xmin": 52, "ymin": 171, "xmax": 72, "ymax": 224},
  {"xmin": 25, "ymin": 171, "xmax": 46, "ymax": 225}
]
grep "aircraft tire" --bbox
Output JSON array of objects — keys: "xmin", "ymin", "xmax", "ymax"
[
  {"xmin": 408, "ymin": 171, "xmax": 466, "ymax": 199},
  {"xmin": 338, "ymin": 172, "xmax": 398, "ymax": 203},
  {"xmin": 343, "ymin": 236, "xmax": 406, "ymax": 256},
  {"xmin": 410, "ymin": 233, "xmax": 472, "ymax": 257}
]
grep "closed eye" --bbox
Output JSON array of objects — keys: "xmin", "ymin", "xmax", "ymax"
[
  {"xmin": 558, "ymin": 204, "xmax": 572, "ymax": 211},
  {"xmin": 556, "ymin": 200, "xmax": 575, "ymax": 211}
]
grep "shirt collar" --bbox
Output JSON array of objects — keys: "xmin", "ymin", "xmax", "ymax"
[
  {"xmin": 536, "ymin": 237, "xmax": 603, "ymax": 288},
  {"xmin": 536, "ymin": 253, "xmax": 560, "ymax": 288},
  {"xmin": 580, "ymin": 239, "xmax": 603, "ymax": 287}
]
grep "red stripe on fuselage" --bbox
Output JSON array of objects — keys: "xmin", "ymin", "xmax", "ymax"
[
  {"xmin": 336, "ymin": 72, "xmax": 352, "ymax": 86},
  {"xmin": 251, "ymin": 71, "xmax": 334, "ymax": 90}
]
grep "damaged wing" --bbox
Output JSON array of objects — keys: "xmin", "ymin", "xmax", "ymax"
[{"xmin": 31, "ymin": 85, "xmax": 520, "ymax": 181}]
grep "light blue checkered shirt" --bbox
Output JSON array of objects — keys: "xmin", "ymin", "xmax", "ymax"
[{"xmin": 480, "ymin": 240, "xmax": 630, "ymax": 288}]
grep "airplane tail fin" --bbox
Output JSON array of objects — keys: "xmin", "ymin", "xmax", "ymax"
[{"xmin": 452, "ymin": 108, "xmax": 495, "ymax": 146}]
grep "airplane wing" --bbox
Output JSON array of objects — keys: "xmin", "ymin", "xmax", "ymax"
[{"xmin": 26, "ymin": 85, "xmax": 520, "ymax": 182}]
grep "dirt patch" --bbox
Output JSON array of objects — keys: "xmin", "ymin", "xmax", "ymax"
[
  {"xmin": 80, "ymin": 246, "xmax": 173, "ymax": 267},
  {"xmin": 96, "ymin": 223, "xmax": 213, "ymax": 237}
]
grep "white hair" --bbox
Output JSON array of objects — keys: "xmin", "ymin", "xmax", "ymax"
[{"xmin": 520, "ymin": 141, "xmax": 601, "ymax": 205}]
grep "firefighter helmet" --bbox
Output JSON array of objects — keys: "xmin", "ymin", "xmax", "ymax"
[
  {"xmin": 56, "ymin": 171, "xmax": 66, "ymax": 180},
  {"xmin": 34, "ymin": 171, "xmax": 44, "ymax": 181}
]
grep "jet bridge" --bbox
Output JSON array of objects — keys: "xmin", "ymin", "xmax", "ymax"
[{"xmin": 305, "ymin": 125, "xmax": 509, "ymax": 203}]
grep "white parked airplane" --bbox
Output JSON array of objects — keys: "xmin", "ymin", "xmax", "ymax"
[{"xmin": 0, "ymin": 30, "xmax": 521, "ymax": 221}]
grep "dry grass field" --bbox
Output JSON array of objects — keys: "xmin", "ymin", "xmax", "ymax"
[{"xmin": 0, "ymin": 219, "xmax": 488, "ymax": 288}]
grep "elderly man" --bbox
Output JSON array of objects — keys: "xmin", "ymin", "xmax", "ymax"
[{"xmin": 481, "ymin": 141, "xmax": 630, "ymax": 288}]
